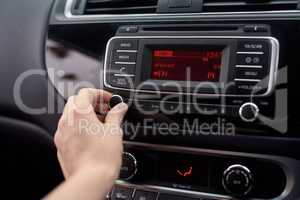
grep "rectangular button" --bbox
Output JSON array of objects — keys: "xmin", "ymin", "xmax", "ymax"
[
  {"xmin": 114, "ymin": 40, "xmax": 138, "ymax": 50},
  {"xmin": 133, "ymin": 190, "xmax": 158, "ymax": 200},
  {"xmin": 238, "ymin": 40, "xmax": 269, "ymax": 52},
  {"xmin": 113, "ymin": 51, "xmax": 137, "ymax": 63},
  {"xmin": 119, "ymin": 26, "xmax": 139, "ymax": 33},
  {"xmin": 108, "ymin": 73, "xmax": 135, "ymax": 89},
  {"xmin": 244, "ymin": 25, "xmax": 268, "ymax": 33},
  {"xmin": 235, "ymin": 67, "xmax": 265, "ymax": 80},
  {"xmin": 235, "ymin": 81, "xmax": 267, "ymax": 95},
  {"xmin": 110, "ymin": 64, "xmax": 136, "ymax": 75},
  {"xmin": 111, "ymin": 186, "xmax": 134, "ymax": 200},
  {"xmin": 236, "ymin": 54, "xmax": 266, "ymax": 66}
]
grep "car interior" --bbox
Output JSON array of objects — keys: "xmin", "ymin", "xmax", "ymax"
[{"xmin": 1, "ymin": 0, "xmax": 300, "ymax": 199}]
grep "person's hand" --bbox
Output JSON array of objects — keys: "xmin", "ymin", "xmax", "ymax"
[{"xmin": 54, "ymin": 88, "xmax": 128, "ymax": 184}]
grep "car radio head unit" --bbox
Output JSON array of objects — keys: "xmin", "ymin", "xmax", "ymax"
[{"xmin": 104, "ymin": 36, "xmax": 279, "ymax": 97}]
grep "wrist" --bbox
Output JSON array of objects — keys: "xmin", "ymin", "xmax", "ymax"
[{"xmin": 80, "ymin": 163, "xmax": 120, "ymax": 185}]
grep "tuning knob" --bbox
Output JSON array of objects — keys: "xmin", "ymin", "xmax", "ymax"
[
  {"xmin": 239, "ymin": 102, "xmax": 259, "ymax": 122},
  {"xmin": 109, "ymin": 95, "xmax": 124, "ymax": 109},
  {"xmin": 119, "ymin": 152, "xmax": 137, "ymax": 181},
  {"xmin": 222, "ymin": 164, "xmax": 253, "ymax": 197}
]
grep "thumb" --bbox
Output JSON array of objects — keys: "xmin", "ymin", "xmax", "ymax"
[{"xmin": 105, "ymin": 103, "xmax": 128, "ymax": 126}]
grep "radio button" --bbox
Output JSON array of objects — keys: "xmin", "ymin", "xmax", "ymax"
[
  {"xmin": 236, "ymin": 54, "xmax": 266, "ymax": 66},
  {"xmin": 110, "ymin": 64, "xmax": 136, "ymax": 75},
  {"xmin": 235, "ymin": 67, "xmax": 265, "ymax": 80},
  {"xmin": 119, "ymin": 26, "xmax": 138, "ymax": 33},
  {"xmin": 235, "ymin": 81, "xmax": 266, "ymax": 95},
  {"xmin": 244, "ymin": 25, "xmax": 268, "ymax": 33},
  {"xmin": 238, "ymin": 40, "xmax": 268, "ymax": 52},
  {"xmin": 133, "ymin": 190, "xmax": 157, "ymax": 200},
  {"xmin": 108, "ymin": 74, "xmax": 135, "ymax": 89},
  {"xmin": 111, "ymin": 186, "xmax": 134, "ymax": 200},
  {"xmin": 114, "ymin": 39, "xmax": 138, "ymax": 50},
  {"xmin": 113, "ymin": 51, "xmax": 137, "ymax": 63}
]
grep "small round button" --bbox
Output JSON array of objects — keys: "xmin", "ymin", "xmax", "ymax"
[
  {"xmin": 119, "ymin": 152, "xmax": 137, "ymax": 180},
  {"xmin": 109, "ymin": 95, "xmax": 124, "ymax": 109},
  {"xmin": 239, "ymin": 102, "xmax": 259, "ymax": 122},
  {"xmin": 222, "ymin": 164, "xmax": 253, "ymax": 197}
]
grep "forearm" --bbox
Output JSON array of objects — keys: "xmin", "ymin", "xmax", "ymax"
[{"xmin": 44, "ymin": 166, "xmax": 116, "ymax": 200}]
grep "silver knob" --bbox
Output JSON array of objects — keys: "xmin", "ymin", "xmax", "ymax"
[
  {"xmin": 119, "ymin": 152, "xmax": 137, "ymax": 181},
  {"xmin": 239, "ymin": 102, "xmax": 259, "ymax": 122},
  {"xmin": 222, "ymin": 164, "xmax": 253, "ymax": 197}
]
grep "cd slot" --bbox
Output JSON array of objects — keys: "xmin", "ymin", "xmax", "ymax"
[{"xmin": 142, "ymin": 25, "xmax": 239, "ymax": 32}]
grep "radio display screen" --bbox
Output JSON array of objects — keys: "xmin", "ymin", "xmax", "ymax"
[{"xmin": 151, "ymin": 47, "xmax": 223, "ymax": 82}]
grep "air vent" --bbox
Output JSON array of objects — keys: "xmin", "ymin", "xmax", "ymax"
[
  {"xmin": 83, "ymin": 0, "xmax": 158, "ymax": 14},
  {"xmin": 203, "ymin": 0, "xmax": 299, "ymax": 12}
]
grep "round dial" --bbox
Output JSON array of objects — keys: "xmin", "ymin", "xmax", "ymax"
[
  {"xmin": 222, "ymin": 164, "xmax": 253, "ymax": 197},
  {"xmin": 109, "ymin": 95, "xmax": 124, "ymax": 109},
  {"xmin": 119, "ymin": 152, "xmax": 137, "ymax": 181},
  {"xmin": 239, "ymin": 102, "xmax": 259, "ymax": 122}
]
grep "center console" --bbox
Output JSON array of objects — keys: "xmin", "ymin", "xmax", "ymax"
[{"xmin": 102, "ymin": 24, "xmax": 290, "ymax": 200}]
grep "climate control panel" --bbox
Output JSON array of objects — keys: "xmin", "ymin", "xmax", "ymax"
[{"xmin": 111, "ymin": 145, "xmax": 287, "ymax": 200}]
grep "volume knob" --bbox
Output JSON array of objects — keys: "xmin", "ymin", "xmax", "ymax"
[
  {"xmin": 239, "ymin": 102, "xmax": 259, "ymax": 122},
  {"xmin": 109, "ymin": 95, "xmax": 124, "ymax": 109},
  {"xmin": 222, "ymin": 164, "xmax": 253, "ymax": 197},
  {"xmin": 119, "ymin": 152, "xmax": 137, "ymax": 181}
]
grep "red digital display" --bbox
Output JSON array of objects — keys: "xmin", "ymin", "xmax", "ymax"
[{"xmin": 151, "ymin": 48, "xmax": 223, "ymax": 82}]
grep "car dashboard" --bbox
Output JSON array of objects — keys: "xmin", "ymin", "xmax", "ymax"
[{"xmin": 1, "ymin": 0, "xmax": 300, "ymax": 199}]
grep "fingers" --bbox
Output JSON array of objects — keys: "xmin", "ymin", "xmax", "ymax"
[
  {"xmin": 75, "ymin": 88, "xmax": 112, "ymax": 111},
  {"xmin": 95, "ymin": 103, "xmax": 110, "ymax": 115},
  {"xmin": 61, "ymin": 89, "xmax": 112, "ymax": 119},
  {"xmin": 96, "ymin": 114, "xmax": 106, "ymax": 123},
  {"xmin": 105, "ymin": 103, "xmax": 128, "ymax": 126}
]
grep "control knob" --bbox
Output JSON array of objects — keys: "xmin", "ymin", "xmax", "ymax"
[
  {"xmin": 109, "ymin": 95, "xmax": 124, "ymax": 109},
  {"xmin": 222, "ymin": 164, "xmax": 253, "ymax": 197},
  {"xmin": 119, "ymin": 152, "xmax": 137, "ymax": 180},
  {"xmin": 239, "ymin": 102, "xmax": 259, "ymax": 122}
]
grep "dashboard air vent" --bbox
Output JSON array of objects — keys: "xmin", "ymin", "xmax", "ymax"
[
  {"xmin": 83, "ymin": 0, "xmax": 158, "ymax": 14},
  {"xmin": 202, "ymin": 0, "xmax": 299, "ymax": 12}
]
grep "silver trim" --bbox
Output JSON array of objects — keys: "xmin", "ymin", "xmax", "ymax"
[
  {"xmin": 114, "ymin": 74, "xmax": 135, "ymax": 77},
  {"xmin": 115, "ymin": 61, "xmax": 136, "ymax": 65},
  {"xmin": 235, "ymin": 65, "xmax": 263, "ymax": 69},
  {"xmin": 234, "ymin": 78, "xmax": 261, "ymax": 82},
  {"xmin": 104, "ymin": 36, "xmax": 279, "ymax": 97},
  {"xmin": 239, "ymin": 102, "xmax": 259, "ymax": 122},
  {"xmin": 64, "ymin": 0, "xmax": 300, "ymax": 21},
  {"xmin": 237, "ymin": 51, "xmax": 264, "ymax": 55},
  {"xmin": 222, "ymin": 164, "xmax": 253, "ymax": 196},
  {"xmin": 116, "ymin": 50, "xmax": 138, "ymax": 53}
]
